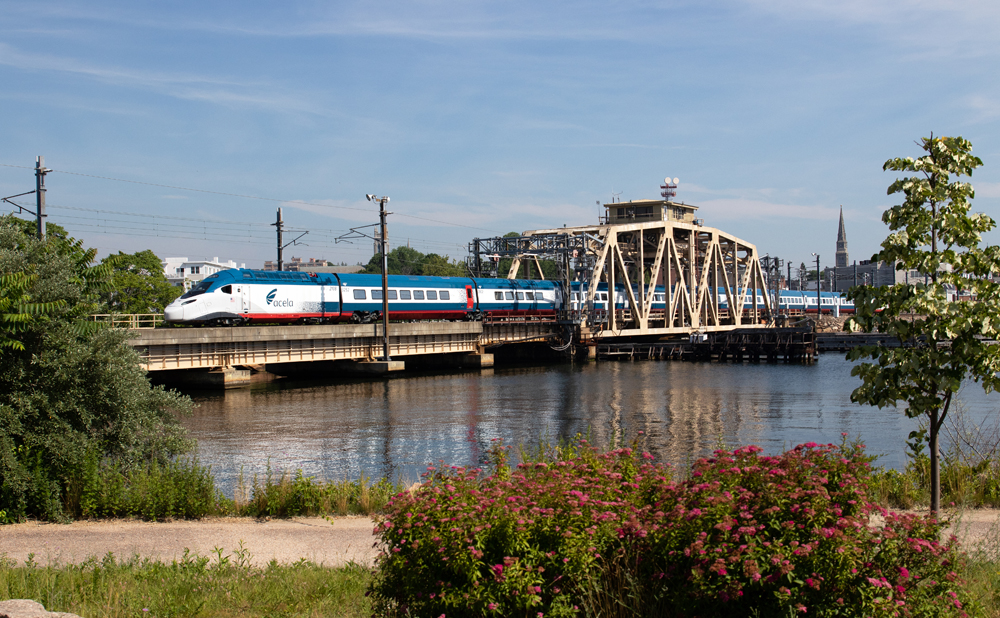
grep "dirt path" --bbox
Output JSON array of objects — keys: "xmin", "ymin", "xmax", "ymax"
[
  {"xmin": 2, "ymin": 509, "xmax": 999, "ymax": 569},
  {"xmin": 0, "ymin": 516, "xmax": 378, "ymax": 568}
]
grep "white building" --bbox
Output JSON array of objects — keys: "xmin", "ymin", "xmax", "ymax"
[{"xmin": 162, "ymin": 257, "xmax": 246, "ymax": 290}]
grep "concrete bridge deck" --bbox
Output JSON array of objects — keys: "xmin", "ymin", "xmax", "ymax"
[{"xmin": 132, "ymin": 321, "xmax": 561, "ymax": 372}]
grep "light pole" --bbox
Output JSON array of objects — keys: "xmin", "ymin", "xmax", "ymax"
[
  {"xmin": 811, "ymin": 253, "xmax": 821, "ymax": 315},
  {"xmin": 367, "ymin": 194, "xmax": 392, "ymax": 361}
]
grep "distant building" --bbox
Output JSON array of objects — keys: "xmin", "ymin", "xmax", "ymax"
[
  {"xmin": 262, "ymin": 257, "xmax": 364, "ymax": 274},
  {"xmin": 162, "ymin": 257, "xmax": 246, "ymax": 290},
  {"xmin": 263, "ymin": 257, "xmax": 326, "ymax": 271},
  {"xmin": 836, "ymin": 206, "xmax": 849, "ymax": 268},
  {"xmin": 826, "ymin": 260, "xmax": 930, "ymax": 293}
]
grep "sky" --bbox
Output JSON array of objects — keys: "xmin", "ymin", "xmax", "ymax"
[{"xmin": 2, "ymin": 0, "xmax": 1000, "ymax": 274}]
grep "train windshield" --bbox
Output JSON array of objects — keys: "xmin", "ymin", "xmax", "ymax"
[{"xmin": 180, "ymin": 280, "xmax": 213, "ymax": 299}]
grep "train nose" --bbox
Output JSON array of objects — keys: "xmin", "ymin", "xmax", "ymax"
[{"xmin": 163, "ymin": 303, "xmax": 185, "ymax": 323}]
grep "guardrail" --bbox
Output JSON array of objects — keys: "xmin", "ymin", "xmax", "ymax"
[{"xmin": 89, "ymin": 314, "xmax": 164, "ymax": 329}]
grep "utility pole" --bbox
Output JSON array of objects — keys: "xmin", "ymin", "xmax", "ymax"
[
  {"xmin": 2, "ymin": 156, "xmax": 51, "ymax": 241},
  {"xmin": 812, "ymin": 253, "xmax": 821, "ymax": 315},
  {"xmin": 272, "ymin": 208, "xmax": 284, "ymax": 271},
  {"xmin": 367, "ymin": 194, "xmax": 392, "ymax": 361},
  {"xmin": 35, "ymin": 156, "xmax": 49, "ymax": 240}
]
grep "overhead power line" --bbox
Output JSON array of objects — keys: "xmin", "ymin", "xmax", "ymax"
[{"xmin": 2, "ymin": 162, "xmax": 507, "ymax": 234}]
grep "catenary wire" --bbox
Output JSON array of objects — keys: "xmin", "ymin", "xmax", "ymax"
[{"xmin": 2, "ymin": 162, "xmax": 507, "ymax": 234}]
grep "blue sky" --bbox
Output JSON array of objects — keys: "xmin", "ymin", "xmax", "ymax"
[{"xmin": 2, "ymin": 0, "xmax": 999, "ymax": 273}]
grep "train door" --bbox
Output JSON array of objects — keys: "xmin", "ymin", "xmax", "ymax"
[
  {"xmin": 238, "ymin": 285, "xmax": 250, "ymax": 315},
  {"xmin": 465, "ymin": 285, "xmax": 474, "ymax": 310}
]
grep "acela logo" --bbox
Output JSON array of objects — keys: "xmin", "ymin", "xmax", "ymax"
[{"xmin": 265, "ymin": 289, "xmax": 293, "ymax": 308}]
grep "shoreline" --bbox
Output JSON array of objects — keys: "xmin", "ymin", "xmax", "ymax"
[
  {"xmin": 3, "ymin": 508, "xmax": 999, "ymax": 569},
  {"xmin": 0, "ymin": 515, "xmax": 378, "ymax": 568}
]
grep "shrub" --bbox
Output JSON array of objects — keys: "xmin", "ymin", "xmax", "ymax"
[
  {"xmin": 72, "ymin": 454, "xmax": 219, "ymax": 520},
  {"xmin": 369, "ymin": 440, "xmax": 975, "ymax": 617}
]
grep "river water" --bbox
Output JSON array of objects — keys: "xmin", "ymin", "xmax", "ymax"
[{"xmin": 183, "ymin": 355, "xmax": 1000, "ymax": 497}]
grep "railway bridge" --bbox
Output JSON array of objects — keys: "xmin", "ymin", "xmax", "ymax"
[
  {"xmin": 127, "ymin": 190, "xmax": 810, "ymax": 387},
  {"xmin": 131, "ymin": 320, "xmax": 563, "ymax": 387}
]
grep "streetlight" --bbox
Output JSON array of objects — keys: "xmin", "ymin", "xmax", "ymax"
[
  {"xmin": 811, "ymin": 253, "xmax": 821, "ymax": 316},
  {"xmin": 367, "ymin": 193, "xmax": 391, "ymax": 361}
]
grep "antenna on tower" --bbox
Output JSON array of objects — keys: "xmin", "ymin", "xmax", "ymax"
[{"xmin": 660, "ymin": 176, "xmax": 679, "ymax": 201}]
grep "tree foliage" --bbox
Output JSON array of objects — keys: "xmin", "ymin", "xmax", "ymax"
[
  {"xmin": 845, "ymin": 135, "xmax": 1000, "ymax": 512},
  {"xmin": 0, "ymin": 216, "xmax": 193, "ymax": 522},
  {"xmin": 360, "ymin": 245, "xmax": 468, "ymax": 277},
  {"xmin": 100, "ymin": 249, "xmax": 182, "ymax": 314}
]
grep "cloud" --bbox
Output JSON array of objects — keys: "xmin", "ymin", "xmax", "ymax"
[
  {"xmin": 697, "ymin": 198, "xmax": 840, "ymax": 221},
  {"xmin": 975, "ymin": 182, "xmax": 1000, "ymax": 199},
  {"xmin": 0, "ymin": 42, "xmax": 331, "ymax": 115},
  {"xmin": 740, "ymin": 0, "xmax": 1000, "ymax": 26}
]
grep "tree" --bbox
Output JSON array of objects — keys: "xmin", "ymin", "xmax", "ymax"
[
  {"xmin": 101, "ymin": 250, "xmax": 182, "ymax": 314},
  {"xmin": 360, "ymin": 246, "xmax": 467, "ymax": 277},
  {"xmin": 0, "ymin": 216, "xmax": 192, "ymax": 521},
  {"xmin": 845, "ymin": 135, "xmax": 1000, "ymax": 512},
  {"xmin": 0, "ymin": 273, "xmax": 64, "ymax": 351}
]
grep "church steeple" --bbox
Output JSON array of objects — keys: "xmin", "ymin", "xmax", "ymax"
[{"xmin": 836, "ymin": 206, "xmax": 849, "ymax": 268}]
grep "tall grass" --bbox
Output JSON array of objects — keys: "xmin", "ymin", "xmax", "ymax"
[
  {"xmin": 13, "ymin": 454, "xmax": 404, "ymax": 523},
  {"xmin": 234, "ymin": 466, "xmax": 402, "ymax": 518},
  {"xmin": 0, "ymin": 549, "xmax": 371, "ymax": 618}
]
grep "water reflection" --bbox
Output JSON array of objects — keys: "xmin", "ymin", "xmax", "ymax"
[{"xmin": 184, "ymin": 356, "xmax": 1000, "ymax": 497}]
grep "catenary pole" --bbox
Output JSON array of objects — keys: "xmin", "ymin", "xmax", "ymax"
[
  {"xmin": 275, "ymin": 208, "xmax": 284, "ymax": 271},
  {"xmin": 35, "ymin": 156, "xmax": 48, "ymax": 240},
  {"xmin": 378, "ymin": 197, "xmax": 391, "ymax": 360}
]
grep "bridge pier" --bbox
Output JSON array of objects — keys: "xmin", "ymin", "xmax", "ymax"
[
  {"xmin": 345, "ymin": 360, "xmax": 406, "ymax": 375},
  {"xmin": 460, "ymin": 353, "xmax": 494, "ymax": 368},
  {"xmin": 151, "ymin": 366, "xmax": 252, "ymax": 389}
]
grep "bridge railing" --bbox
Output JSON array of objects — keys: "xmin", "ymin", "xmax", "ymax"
[{"xmin": 89, "ymin": 314, "xmax": 164, "ymax": 329}]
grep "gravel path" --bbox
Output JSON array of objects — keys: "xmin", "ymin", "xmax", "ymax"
[
  {"xmin": 0, "ymin": 516, "xmax": 378, "ymax": 568},
  {"xmin": 2, "ymin": 509, "xmax": 1000, "ymax": 570}
]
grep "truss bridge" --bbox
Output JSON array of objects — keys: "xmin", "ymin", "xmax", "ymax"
[{"xmin": 468, "ymin": 197, "xmax": 776, "ymax": 340}]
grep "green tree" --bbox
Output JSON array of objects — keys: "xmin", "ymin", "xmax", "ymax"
[
  {"xmin": 420, "ymin": 253, "xmax": 466, "ymax": 277},
  {"xmin": 360, "ymin": 246, "xmax": 425, "ymax": 275},
  {"xmin": 0, "ymin": 216, "xmax": 193, "ymax": 521},
  {"xmin": 846, "ymin": 135, "xmax": 1000, "ymax": 512},
  {"xmin": 360, "ymin": 246, "xmax": 467, "ymax": 277},
  {"xmin": 101, "ymin": 250, "xmax": 182, "ymax": 314}
]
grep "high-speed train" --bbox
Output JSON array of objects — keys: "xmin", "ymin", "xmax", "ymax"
[
  {"xmin": 164, "ymin": 269, "xmax": 561, "ymax": 325},
  {"xmin": 566, "ymin": 284, "xmax": 853, "ymax": 315},
  {"xmin": 164, "ymin": 268, "xmax": 854, "ymax": 326}
]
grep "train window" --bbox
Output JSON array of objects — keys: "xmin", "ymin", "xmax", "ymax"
[
  {"xmin": 400, "ymin": 290, "xmax": 411, "ymax": 300},
  {"xmin": 495, "ymin": 291, "xmax": 503, "ymax": 301},
  {"xmin": 525, "ymin": 292, "xmax": 533, "ymax": 300},
  {"xmin": 571, "ymin": 292, "xmax": 578, "ymax": 301},
  {"xmin": 387, "ymin": 290, "xmax": 397, "ymax": 300},
  {"xmin": 600, "ymin": 293, "xmax": 608, "ymax": 300},
  {"xmin": 221, "ymin": 285, "xmax": 232, "ymax": 294},
  {"xmin": 414, "ymin": 290, "xmax": 425, "ymax": 300},
  {"xmin": 536, "ymin": 292, "xmax": 545, "ymax": 301},
  {"xmin": 427, "ymin": 291, "xmax": 438, "ymax": 300},
  {"xmin": 516, "ymin": 292, "xmax": 524, "ymax": 300},
  {"xmin": 179, "ymin": 280, "xmax": 213, "ymax": 299},
  {"xmin": 505, "ymin": 291, "xmax": 514, "ymax": 300},
  {"xmin": 440, "ymin": 291, "xmax": 450, "ymax": 300},
  {"xmin": 372, "ymin": 290, "xmax": 383, "ymax": 300},
  {"xmin": 243, "ymin": 272, "xmax": 252, "ymax": 279},
  {"xmin": 354, "ymin": 289, "xmax": 367, "ymax": 300}
]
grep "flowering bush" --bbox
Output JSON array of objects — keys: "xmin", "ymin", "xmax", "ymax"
[{"xmin": 368, "ymin": 440, "xmax": 974, "ymax": 617}]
